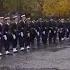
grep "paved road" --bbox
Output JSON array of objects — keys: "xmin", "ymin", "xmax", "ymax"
[{"xmin": 0, "ymin": 40, "xmax": 70, "ymax": 70}]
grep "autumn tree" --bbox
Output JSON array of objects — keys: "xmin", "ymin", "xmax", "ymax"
[
  {"xmin": 0, "ymin": 0, "xmax": 5, "ymax": 14},
  {"xmin": 1, "ymin": 0, "xmax": 70, "ymax": 18},
  {"xmin": 43, "ymin": 0, "xmax": 70, "ymax": 17}
]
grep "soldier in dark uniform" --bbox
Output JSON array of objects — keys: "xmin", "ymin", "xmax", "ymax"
[
  {"xmin": 0, "ymin": 17, "xmax": 3, "ymax": 56},
  {"xmin": 53, "ymin": 27, "xmax": 57, "ymax": 44},
  {"xmin": 30, "ymin": 20, "xmax": 37, "ymax": 49},
  {"xmin": 61, "ymin": 19, "xmax": 65, "ymax": 41},
  {"xmin": 18, "ymin": 14, "xmax": 26, "ymax": 51},
  {"xmin": 48, "ymin": 19, "xmax": 54, "ymax": 44},
  {"xmin": 10, "ymin": 16, "xmax": 18, "ymax": 53},
  {"xmin": 3, "ymin": 17, "xmax": 11, "ymax": 55},
  {"xmin": 65, "ymin": 19, "xmax": 70, "ymax": 39},
  {"xmin": 41, "ymin": 20, "xmax": 48, "ymax": 47},
  {"xmin": 41, "ymin": 28, "xmax": 47, "ymax": 45},
  {"xmin": 62, "ymin": 28, "xmax": 65, "ymax": 40},
  {"xmin": 35, "ymin": 18, "xmax": 42, "ymax": 48},
  {"xmin": 24, "ymin": 17, "xmax": 31, "ymax": 50},
  {"xmin": 58, "ymin": 28, "xmax": 62, "ymax": 42},
  {"xmin": 48, "ymin": 27, "xmax": 53, "ymax": 44},
  {"xmin": 66, "ymin": 28, "xmax": 69, "ymax": 39}
]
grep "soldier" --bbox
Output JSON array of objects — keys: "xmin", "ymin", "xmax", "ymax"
[
  {"xmin": 48, "ymin": 27, "xmax": 53, "ymax": 44},
  {"xmin": 41, "ymin": 28, "xmax": 47, "ymax": 45},
  {"xmin": 10, "ymin": 16, "xmax": 18, "ymax": 53},
  {"xmin": 25, "ymin": 17, "xmax": 31, "ymax": 50},
  {"xmin": 30, "ymin": 20, "xmax": 36, "ymax": 49},
  {"xmin": 66, "ymin": 28, "xmax": 69, "ymax": 39},
  {"xmin": 3, "ymin": 17, "xmax": 11, "ymax": 55},
  {"xmin": 65, "ymin": 19, "xmax": 70, "ymax": 39},
  {"xmin": 62, "ymin": 28, "xmax": 65, "ymax": 40},
  {"xmin": 58, "ymin": 28, "xmax": 62, "ymax": 42},
  {"xmin": 41, "ymin": 20, "xmax": 48, "ymax": 47},
  {"xmin": 48, "ymin": 19, "xmax": 54, "ymax": 42},
  {"xmin": 60, "ymin": 19, "xmax": 65, "ymax": 40},
  {"xmin": 35, "ymin": 18, "xmax": 42, "ymax": 48},
  {"xmin": 53, "ymin": 27, "xmax": 57, "ymax": 44},
  {"xmin": 0, "ymin": 17, "xmax": 3, "ymax": 56},
  {"xmin": 18, "ymin": 14, "xmax": 26, "ymax": 51}
]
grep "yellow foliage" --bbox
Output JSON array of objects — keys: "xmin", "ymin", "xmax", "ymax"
[
  {"xmin": 1, "ymin": 0, "xmax": 70, "ymax": 17},
  {"xmin": 43, "ymin": 0, "xmax": 70, "ymax": 17}
]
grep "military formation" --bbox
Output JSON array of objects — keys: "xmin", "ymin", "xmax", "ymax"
[{"xmin": 0, "ymin": 13, "xmax": 70, "ymax": 56}]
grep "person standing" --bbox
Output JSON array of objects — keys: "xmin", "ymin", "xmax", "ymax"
[
  {"xmin": 0, "ymin": 17, "xmax": 3, "ymax": 56},
  {"xmin": 3, "ymin": 17, "xmax": 11, "ymax": 55}
]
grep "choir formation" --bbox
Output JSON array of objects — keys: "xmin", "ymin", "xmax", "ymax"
[{"xmin": 0, "ymin": 14, "xmax": 70, "ymax": 56}]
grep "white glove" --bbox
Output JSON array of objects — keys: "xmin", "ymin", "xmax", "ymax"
[
  {"xmin": 37, "ymin": 32, "xmax": 39, "ymax": 36},
  {"xmin": 43, "ymin": 31, "xmax": 45, "ymax": 35},
  {"xmin": 3, "ymin": 35, "xmax": 7, "ymax": 40},
  {"xmin": 49, "ymin": 30, "xmax": 51, "ymax": 33},
  {"xmin": 21, "ymin": 32, "xmax": 24, "ymax": 37},
  {"xmin": 13, "ymin": 34, "xmax": 16, "ymax": 39},
  {"xmin": 0, "ymin": 37, "xmax": 1, "ymax": 40},
  {"xmin": 19, "ymin": 33, "xmax": 20, "ymax": 35},
  {"xmin": 54, "ymin": 31, "xmax": 56, "ymax": 33},
  {"xmin": 28, "ymin": 33, "xmax": 30, "ymax": 37},
  {"xmin": 67, "ymin": 29, "xmax": 69, "ymax": 32}
]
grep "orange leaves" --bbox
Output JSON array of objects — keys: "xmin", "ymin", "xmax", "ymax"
[
  {"xmin": 1, "ymin": 0, "xmax": 70, "ymax": 17},
  {"xmin": 43, "ymin": 0, "xmax": 70, "ymax": 17}
]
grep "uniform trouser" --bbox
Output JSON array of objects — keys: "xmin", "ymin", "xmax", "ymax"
[
  {"xmin": 4, "ymin": 40, "xmax": 10, "ymax": 51},
  {"xmin": 25, "ymin": 37, "xmax": 30, "ymax": 47},
  {"xmin": 59, "ymin": 36, "xmax": 62, "ymax": 42},
  {"xmin": 12, "ymin": 39, "xmax": 17, "ymax": 48},
  {"xmin": 19, "ymin": 37, "xmax": 24, "ymax": 48},
  {"xmin": 62, "ymin": 33, "xmax": 65, "ymax": 38},
  {"xmin": 0, "ymin": 39, "xmax": 2, "ymax": 52},
  {"xmin": 42, "ymin": 36, "xmax": 47, "ymax": 44},
  {"xmin": 53, "ymin": 36, "xmax": 57, "ymax": 43},
  {"xmin": 30, "ymin": 37, "xmax": 35, "ymax": 48},
  {"xmin": 58, "ymin": 33, "xmax": 62, "ymax": 42},
  {"xmin": 66, "ymin": 32, "xmax": 69, "ymax": 38},
  {"xmin": 36, "ymin": 36, "xmax": 40, "ymax": 48},
  {"xmin": 49, "ymin": 35, "xmax": 52, "ymax": 44}
]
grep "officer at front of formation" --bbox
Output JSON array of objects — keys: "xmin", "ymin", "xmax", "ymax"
[
  {"xmin": 0, "ymin": 16, "xmax": 4, "ymax": 56},
  {"xmin": 18, "ymin": 14, "xmax": 26, "ymax": 51},
  {"xmin": 10, "ymin": 16, "xmax": 18, "ymax": 53},
  {"xmin": 2, "ymin": 16, "xmax": 10, "ymax": 55}
]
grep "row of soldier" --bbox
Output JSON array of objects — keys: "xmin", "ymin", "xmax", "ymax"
[{"xmin": 0, "ymin": 14, "xmax": 70, "ymax": 56}]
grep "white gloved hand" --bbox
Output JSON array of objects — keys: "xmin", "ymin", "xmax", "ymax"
[
  {"xmin": 21, "ymin": 32, "xmax": 24, "ymax": 37},
  {"xmin": 43, "ymin": 31, "xmax": 45, "ymax": 35},
  {"xmin": 49, "ymin": 30, "xmax": 51, "ymax": 33},
  {"xmin": 28, "ymin": 33, "xmax": 30, "ymax": 37},
  {"xmin": 54, "ymin": 31, "xmax": 56, "ymax": 33},
  {"xmin": 37, "ymin": 32, "xmax": 39, "ymax": 36},
  {"xmin": 13, "ymin": 34, "xmax": 16, "ymax": 39},
  {"xmin": 4, "ymin": 35, "xmax": 7, "ymax": 40}
]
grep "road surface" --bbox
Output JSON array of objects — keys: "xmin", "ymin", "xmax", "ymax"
[{"xmin": 0, "ymin": 39, "xmax": 70, "ymax": 70}]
